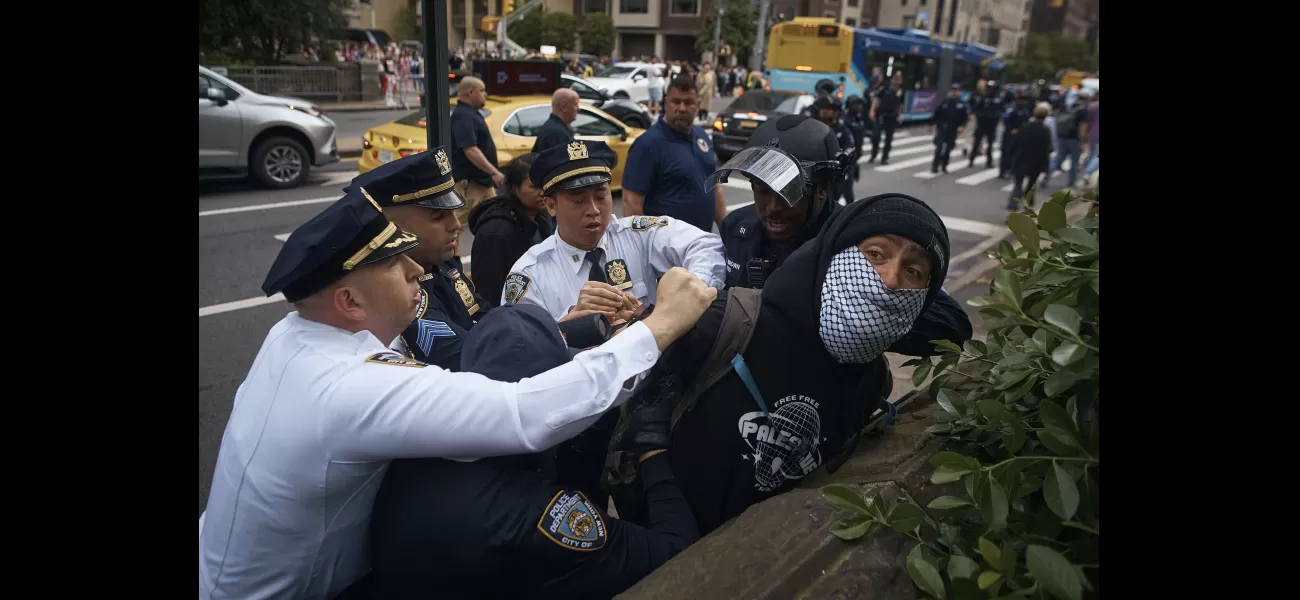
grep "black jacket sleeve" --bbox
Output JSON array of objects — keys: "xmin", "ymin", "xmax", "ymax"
[
  {"xmin": 889, "ymin": 291, "xmax": 974, "ymax": 357},
  {"xmin": 531, "ymin": 123, "xmax": 573, "ymax": 155},
  {"xmin": 469, "ymin": 221, "xmax": 519, "ymax": 308},
  {"xmin": 529, "ymin": 452, "xmax": 699, "ymax": 599}
]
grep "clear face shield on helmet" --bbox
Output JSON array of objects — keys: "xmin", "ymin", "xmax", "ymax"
[{"xmin": 706, "ymin": 139, "xmax": 854, "ymax": 207}]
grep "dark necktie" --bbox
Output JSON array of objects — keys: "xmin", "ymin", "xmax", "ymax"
[{"xmin": 585, "ymin": 248, "xmax": 606, "ymax": 283}]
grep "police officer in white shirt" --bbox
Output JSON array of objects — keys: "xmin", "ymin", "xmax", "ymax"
[
  {"xmin": 502, "ymin": 140, "xmax": 726, "ymax": 323},
  {"xmin": 198, "ymin": 189, "xmax": 717, "ymax": 600}
]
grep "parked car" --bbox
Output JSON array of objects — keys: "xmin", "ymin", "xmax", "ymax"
[
  {"xmin": 710, "ymin": 90, "xmax": 816, "ymax": 162},
  {"xmin": 560, "ymin": 74, "xmax": 652, "ymax": 129},
  {"xmin": 585, "ymin": 62, "xmax": 653, "ymax": 103},
  {"xmin": 198, "ymin": 65, "xmax": 339, "ymax": 188},
  {"xmin": 358, "ymin": 95, "xmax": 644, "ymax": 191}
]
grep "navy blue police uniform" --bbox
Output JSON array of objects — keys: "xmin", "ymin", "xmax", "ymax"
[
  {"xmin": 363, "ymin": 304, "xmax": 700, "ymax": 600},
  {"xmin": 531, "ymin": 113, "xmax": 575, "ymax": 155},
  {"xmin": 931, "ymin": 85, "xmax": 970, "ymax": 173},
  {"xmin": 842, "ymin": 96, "xmax": 870, "ymax": 194},
  {"xmin": 870, "ymin": 86, "xmax": 902, "ymax": 163},
  {"xmin": 1000, "ymin": 98, "xmax": 1032, "ymax": 179},
  {"xmin": 622, "ymin": 118, "xmax": 719, "ymax": 233},
  {"xmin": 969, "ymin": 85, "xmax": 1004, "ymax": 168},
  {"xmin": 346, "ymin": 147, "xmax": 492, "ymax": 371},
  {"xmin": 721, "ymin": 197, "xmax": 839, "ymax": 289},
  {"xmin": 813, "ymin": 97, "xmax": 857, "ymax": 206}
]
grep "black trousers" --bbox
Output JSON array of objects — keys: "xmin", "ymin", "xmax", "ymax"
[
  {"xmin": 970, "ymin": 119, "xmax": 998, "ymax": 166},
  {"xmin": 932, "ymin": 129, "xmax": 959, "ymax": 170},
  {"xmin": 1000, "ymin": 132, "xmax": 1019, "ymax": 177},
  {"xmin": 1010, "ymin": 171, "xmax": 1042, "ymax": 208},
  {"xmin": 871, "ymin": 117, "xmax": 898, "ymax": 161}
]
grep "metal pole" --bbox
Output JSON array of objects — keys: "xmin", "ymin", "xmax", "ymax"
[
  {"xmin": 751, "ymin": 0, "xmax": 768, "ymax": 73},
  {"xmin": 423, "ymin": 0, "xmax": 452, "ymax": 150},
  {"xmin": 712, "ymin": 3, "xmax": 724, "ymax": 65}
]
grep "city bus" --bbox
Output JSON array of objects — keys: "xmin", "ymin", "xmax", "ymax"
[{"xmin": 763, "ymin": 18, "xmax": 1004, "ymax": 121}]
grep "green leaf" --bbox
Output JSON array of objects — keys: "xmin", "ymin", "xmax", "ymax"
[
  {"xmin": 947, "ymin": 554, "xmax": 980, "ymax": 580},
  {"xmin": 906, "ymin": 544, "xmax": 948, "ymax": 599},
  {"xmin": 998, "ymin": 239, "xmax": 1015, "ymax": 261},
  {"xmin": 1037, "ymin": 426, "xmax": 1080, "ymax": 456},
  {"xmin": 932, "ymin": 451, "xmax": 973, "ymax": 468},
  {"xmin": 1037, "ymin": 201, "xmax": 1067, "ymax": 232},
  {"xmin": 888, "ymin": 501, "xmax": 928, "ymax": 534},
  {"xmin": 1000, "ymin": 546, "xmax": 1018, "ymax": 577},
  {"xmin": 1026, "ymin": 544, "xmax": 1083, "ymax": 600},
  {"xmin": 1060, "ymin": 521, "xmax": 1098, "ymax": 535},
  {"xmin": 965, "ymin": 340, "xmax": 989, "ymax": 356},
  {"xmin": 1050, "ymin": 341, "xmax": 1086, "ymax": 367},
  {"xmin": 936, "ymin": 389, "xmax": 963, "ymax": 416},
  {"xmin": 1038, "ymin": 401, "xmax": 1077, "ymax": 437},
  {"xmin": 1050, "ymin": 227, "xmax": 1097, "ymax": 250},
  {"xmin": 996, "ymin": 352, "xmax": 1035, "ymax": 368},
  {"xmin": 1031, "ymin": 270, "xmax": 1075, "ymax": 287},
  {"xmin": 912, "ymin": 359, "xmax": 933, "ymax": 387},
  {"xmin": 1003, "ymin": 419, "xmax": 1028, "ymax": 454},
  {"xmin": 1029, "ymin": 329, "xmax": 1050, "ymax": 353},
  {"xmin": 977, "ymin": 537, "xmax": 1002, "ymax": 571},
  {"xmin": 949, "ymin": 578, "xmax": 984, "ymax": 600},
  {"xmin": 966, "ymin": 295, "xmax": 1004, "ymax": 308},
  {"xmin": 978, "ymin": 399, "xmax": 1014, "ymax": 424},
  {"xmin": 932, "ymin": 339, "xmax": 963, "ymax": 353},
  {"xmin": 822, "ymin": 484, "xmax": 873, "ymax": 516},
  {"xmin": 980, "ymin": 476, "xmax": 1009, "ymax": 530},
  {"xmin": 932, "ymin": 465, "xmax": 974, "ymax": 485},
  {"xmin": 1089, "ymin": 276, "xmax": 1099, "ymax": 295},
  {"xmin": 994, "ymin": 368, "xmax": 1034, "ymax": 391},
  {"xmin": 995, "ymin": 269, "xmax": 1023, "ymax": 306},
  {"xmin": 1043, "ymin": 369, "xmax": 1086, "ymax": 397},
  {"xmin": 1003, "ymin": 373, "xmax": 1039, "ymax": 404},
  {"xmin": 977, "ymin": 570, "xmax": 1002, "ymax": 591},
  {"xmin": 829, "ymin": 515, "xmax": 875, "ymax": 540},
  {"xmin": 1044, "ymin": 305, "xmax": 1082, "ymax": 337},
  {"xmin": 1043, "ymin": 463, "xmax": 1080, "ymax": 520},
  {"xmin": 928, "ymin": 495, "xmax": 974, "ymax": 510},
  {"xmin": 926, "ymin": 423, "xmax": 953, "ymax": 434},
  {"xmin": 1007, "ymin": 212, "xmax": 1040, "ymax": 256}
]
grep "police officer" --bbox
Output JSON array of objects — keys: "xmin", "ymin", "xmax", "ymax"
[
  {"xmin": 814, "ymin": 96, "xmax": 857, "ymax": 205},
  {"xmin": 711, "ymin": 115, "xmax": 854, "ymax": 289},
  {"xmin": 968, "ymin": 80, "xmax": 1004, "ymax": 169},
  {"xmin": 345, "ymin": 148, "xmax": 492, "ymax": 370},
  {"xmin": 869, "ymin": 75, "xmax": 904, "ymax": 164},
  {"xmin": 199, "ymin": 190, "xmax": 719, "ymax": 600},
  {"xmin": 843, "ymin": 94, "xmax": 870, "ymax": 176},
  {"xmin": 362, "ymin": 304, "xmax": 699, "ymax": 599},
  {"xmin": 503, "ymin": 140, "xmax": 726, "ymax": 321},
  {"xmin": 1000, "ymin": 93, "xmax": 1032, "ymax": 179},
  {"xmin": 931, "ymin": 84, "xmax": 970, "ymax": 174}
]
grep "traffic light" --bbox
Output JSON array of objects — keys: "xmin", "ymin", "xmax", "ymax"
[{"xmin": 504, "ymin": 0, "xmax": 515, "ymax": 14}]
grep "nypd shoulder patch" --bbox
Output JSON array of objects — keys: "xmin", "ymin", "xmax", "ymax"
[
  {"xmin": 414, "ymin": 288, "xmax": 430, "ymax": 319},
  {"xmin": 503, "ymin": 272, "xmax": 532, "ymax": 305},
  {"xmin": 536, "ymin": 490, "xmax": 607, "ymax": 552},
  {"xmin": 415, "ymin": 319, "xmax": 456, "ymax": 355},
  {"xmin": 365, "ymin": 352, "xmax": 426, "ymax": 368},
  {"xmin": 630, "ymin": 215, "xmax": 669, "ymax": 231}
]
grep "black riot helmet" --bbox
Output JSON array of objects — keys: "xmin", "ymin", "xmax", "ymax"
[
  {"xmin": 845, "ymin": 94, "xmax": 866, "ymax": 110},
  {"xmin": 707, "ymin": 114, "xmax": 853, "ymax": 225}
]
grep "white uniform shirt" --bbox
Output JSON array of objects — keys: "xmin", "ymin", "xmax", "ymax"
[
  {"xmin": 198, "ymin": 312, "xmax": 661, "ymax": 600},
  {"xmin": 501, "ymin": 215, "xmax": 726, "ymax": 320}
]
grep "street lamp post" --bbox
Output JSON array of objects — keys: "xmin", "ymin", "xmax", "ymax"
[
  {"xmin": 712, "ymin": 2, "xmax": 724, "ymax": 65},
  {"xmin": 422, "ymin": 0, "xmax": 452, "ymax": 150}
]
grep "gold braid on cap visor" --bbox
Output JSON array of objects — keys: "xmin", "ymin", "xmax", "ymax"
[{"xmin": 343, "ymin": 222, "xmax": 398, "ymax": 270}]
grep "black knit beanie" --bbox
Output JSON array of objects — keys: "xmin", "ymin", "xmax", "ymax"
[{"xmin": 819, "ymin": 193, "xmax": 951, "ymax": 307}]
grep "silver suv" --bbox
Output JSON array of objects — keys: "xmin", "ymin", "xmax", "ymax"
[{"xmin": 198, "ymin": 65, "xmax": 339, "ymax": 189}]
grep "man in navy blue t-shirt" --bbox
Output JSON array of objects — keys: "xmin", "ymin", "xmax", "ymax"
[{"xmin": 621, "ymin": 76, "xmax": 727, "ymax": 233}]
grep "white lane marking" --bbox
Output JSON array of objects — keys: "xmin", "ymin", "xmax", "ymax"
[
  {"xmin": 874, "ymin": 154, "xmax": 940, "ymax": 173},
  {"xmin": 915, "ymin": 151, "xmax": 999, "ymax": 179},
  {"xmin": 942, "ymin": 216, "xmax": 1007, "ymax": 237},
  {"xmin": 948, "ymin": 230, "xmax": 1008, "ymax": 266},
  {"xmin": 199, "ymin": 294, "xmax": 286, "ymax": 317},
  {"xmin": 319, "ymin": 170, "xmax": 361, "ymax": 187},
  {"xmin": 955, "ymin": 165, "xmax": 1006, "ymax": 186},
  {"xmin": 199, "ymin": 196, "xmax": 336, "ymax": 217},
  {"xmin": 274, "ymin": 233, "xmax": 291, "ymax": 242}
]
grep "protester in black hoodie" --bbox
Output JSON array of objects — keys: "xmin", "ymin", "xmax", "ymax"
[
  {"xmin": 467, "ymin": 153, "xmax": 555, "ymax": 307},
  {"xmin": 617, "ymin": 193, "xmax": 973, "ymax": 534},
  {"xmin": 364, "ymin": 304, "xmax": 698, "ymax": 600}
]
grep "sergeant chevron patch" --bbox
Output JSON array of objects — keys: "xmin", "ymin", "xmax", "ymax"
[{"xmin": 415, "ymin": 319, "xmax": 456, "ymax": 355}]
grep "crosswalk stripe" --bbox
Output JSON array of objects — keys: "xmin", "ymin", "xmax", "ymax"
[
  {"xmin": 856, "ymin": 136, "xmax": 928, "ymax": 164},
  {"xmin": 914, "ymin": 152, "xmax": 999, "ymax": 179},
  {"xmin": 875, "ymin": 153, "xmax": 941, "ymax": 173},
  {"xmin": 955, "ymin": 164, "xmax": 1005, "ymax": 186},
  {"xmin": 941, "ymin": 216, "xmax": 1007, "ymax": 237}
]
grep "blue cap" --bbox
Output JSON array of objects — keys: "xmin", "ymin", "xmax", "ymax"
[
  {"xmin": 529, "ymin": 140, "xmax": 616, "ymax": 196},
  {"xmin": 460, "ymin": 304, "xmax": 571, "ymax": 381},
  {"xmin": 261, "ymin": 190, "xmax": 420, "ymax": 302},
  {"xmin": 344, "ymin": 146, "xmax": 465, "ymax": 210}
]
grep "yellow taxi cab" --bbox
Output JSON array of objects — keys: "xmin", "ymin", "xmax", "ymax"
[{"xmin": 358, "ymin": 95, "xmax": 645, "ymax": 191}]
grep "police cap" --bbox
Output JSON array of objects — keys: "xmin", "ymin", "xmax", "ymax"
[
  {"xmin": 460, "ymin": 303, "xmax": 573, "ymax": 381},
  {"xmin": 529, "ymin": 140, "xmax": 615, "ymax": 196},
  {"xmin": 345, "ymin": 146, "xmax": 465, "ymax": 211},
  {"xmin": 261, "ymin": 191, "xmax": 420, "ymax": 302}
]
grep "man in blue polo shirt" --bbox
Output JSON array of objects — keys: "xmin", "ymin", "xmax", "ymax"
[{"xmin": 622, "ymin": 75, "xmax": 727, "ymax": 233}]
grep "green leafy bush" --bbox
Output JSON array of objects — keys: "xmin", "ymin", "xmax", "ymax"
[{"xmin": 822, "ymin": 190, "xmax": 1099, "ymax": 600}]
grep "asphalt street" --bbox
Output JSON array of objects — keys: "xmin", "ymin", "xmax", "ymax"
[{"xmin": 197, "ymin": 124, "xmax": 1091, "ymax": 513}]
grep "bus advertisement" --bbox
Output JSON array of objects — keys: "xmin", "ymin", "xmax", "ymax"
[{"xmin": 763, "ymin": 18, "xmax": 1004, "ymax": 122}]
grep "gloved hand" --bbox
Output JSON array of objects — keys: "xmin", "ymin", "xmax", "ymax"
[{"xmin": 626, "ymin": 373, "xmax": 681, "ymax": 455}]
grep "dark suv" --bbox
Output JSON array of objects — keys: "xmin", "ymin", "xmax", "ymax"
[{"xmin": 709, "ymin": 90, "xmax": 815, "ymax": 162}]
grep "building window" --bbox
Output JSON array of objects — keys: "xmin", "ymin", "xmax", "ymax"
[
  {"xmin": 670, "ymin": 0, "xmax": 699, "ymax": 16},
  {"xmin": 903, "ymin": 14, "xmax": 914, "ymax": 27},
  {"xmin": 620, "ymin": 0, "xmax": 648, "ymax": 14},
  {"xmin": 584, "ymin": 0, "xmax": 606, "ymax": 13},
  {"xmin": 849, "ymin": 0, "xmax": 858, "ymax": 6},
  {"xmin": 846, "ymin": 17, "xmax": 857, "ymax": 26}
]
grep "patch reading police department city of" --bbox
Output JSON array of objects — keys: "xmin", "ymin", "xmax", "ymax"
[
  {"xmin": 738, "ymin": 395, "xmax": 824, "ymax": 492},
  {"xmin": 537, "ymin": 490, "xmax": 607, "ymax": 552}
]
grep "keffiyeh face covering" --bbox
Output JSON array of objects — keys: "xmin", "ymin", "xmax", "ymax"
[{"xmin": 819, "ymin": 247, "xmax": 928, "ymax": 363}]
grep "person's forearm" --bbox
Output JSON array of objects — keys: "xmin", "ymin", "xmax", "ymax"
[
  {"xmin": 623, "ymin": 191, "xmax": 646, "ymax": 217},
  {"xmin": 714, "ymin": 187, "xmax": 727, "ymax": 225},
  {"xmin": 464, "ymin": 147, "xmax": 498, "ymax": 176}
]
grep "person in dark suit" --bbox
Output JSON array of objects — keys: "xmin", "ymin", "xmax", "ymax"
[
  {"xmin": 1008, "ymin": 103, "xmax": 1054, "ymax": 210},
  {"xmin": 531, "ymin": 88, "xmax": 579, "ymax": 154}
]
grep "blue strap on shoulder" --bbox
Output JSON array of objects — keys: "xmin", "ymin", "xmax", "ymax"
[{"xmin": 730, "ymin": 354, "xmax": 770, "ymax": 417}]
